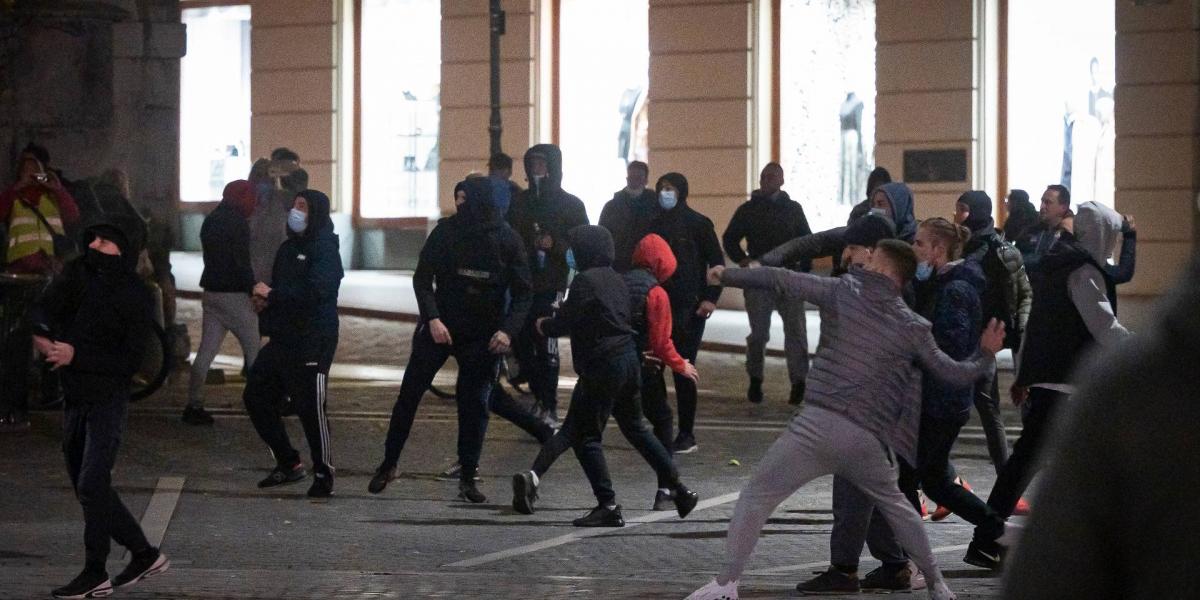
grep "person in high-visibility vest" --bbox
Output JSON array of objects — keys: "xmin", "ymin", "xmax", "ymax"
[
  {"xmin": 0, "ymin": 143, "xmax": 81, "ymax": 275},
  {"xmin": 0, "ymin": 143, "xmax": 81, "ymax": 432}
]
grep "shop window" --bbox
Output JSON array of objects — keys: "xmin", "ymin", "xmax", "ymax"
[
  {"xmin": 1008, "ymin": 0, "xmax": 1115, "ymax": 208},
  {"xmin": 779, "ymin": 0, "xmax": 876, "ymax": 232},
  {"xmin": 558, "ymin": 0, "xmax": 649, "ymax": 222},
  {"xmin": 359, "ymin": 0, "xmax": 441, "ymax": 218},
  {"xmin": 180, "ymin": 5, "xmax": 251, "ymax": 202}
]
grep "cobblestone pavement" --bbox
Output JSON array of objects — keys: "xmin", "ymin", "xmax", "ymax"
[{"xmin": 0, "ymin": 300, "xmax": 1020, "ymax": 599}]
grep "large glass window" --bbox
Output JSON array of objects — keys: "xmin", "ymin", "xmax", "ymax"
[
  {"xmin": 359, "ymin": 0, "xmax": 441, "ymax": 219},
  {"xmin": 1008, "ymin": 0, "xmax": 1114, "ymax": 208},
  {"xmin": 779, "ymin": 0, "xmax": 876, "ymax": 233},
  {"xmin": 180, "ymin": 5, "xmax": 251, "ymax": 202},
  {"xmin": 558, "ymin": 0, "xmax": 649, "ymax": 222}
]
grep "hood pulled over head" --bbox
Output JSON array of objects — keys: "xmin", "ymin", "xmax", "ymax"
[
  {"xmin": 1073, "ymin": 201, "xmax": 1122, "ymax": 264},
  {"xmin": 631, "ymin": 233, "xmax": 677, "ymax": 283},
  {"xmin": 221, "ymin": 179, "xmax": 257, "ymax": 218},
  {"xmin": 523, "ymin": 144, "xmax": 563, "ymax": 194},
  {"xmin": 654, "ymin": 172, "xmax": 689, "ymax": 207},
  {"xmin": 957, "ymin": 190, "xmax": 993, "ymax": 232},
  {"xmin": 83, "ymin": 212, "xmax": 147, "ymax": 272},
  {"xmin": 294, "ymin": 189, "xmax": 334, "ymax": 238},
  {"xmin": 878, "ymin": 182, "xmax": 916, "ymax": 242},
  {"xmin": 568, "ymin": 224, "xmax": 615, "ymax": 271},
  {"xmin": 455, "ymin": 177, "xmax": 499, "ymax": 229}
]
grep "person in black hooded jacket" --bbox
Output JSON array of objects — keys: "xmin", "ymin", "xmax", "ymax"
[
  {"xmin": 29, "ymin": 215, "xmax": 170, "ymax": 599},
  {"xmin": 645, "ymin": 172, "xmax": 723, "ymax": 453},
  {"xmin": 510, "ymin": 225, "xmax": 640, "ymax": 528},
  {"xmin": 243, "ymin": 189, "xmax": 344, "ymax": 499},
  {"xmin": 505, "ymin": 144, "xmax": 589, "ymax": 424},
  {"xmin": 367, "ymin": 178, "xmax": 533, "ymax": 503}
]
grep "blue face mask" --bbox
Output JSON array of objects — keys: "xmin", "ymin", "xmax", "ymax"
[
  {"xmin": 565, "ymin": 248, "xmax": 577, "ymax": 272},
  {"xmin": 287, "ymin": 208, "xmax": 308, "ymax": 234},
  {"xmin": 915, "ymin": 261, "xmax": 934, "ymax": 281},
  {"xmin": 659, "ymin": 190, "xmax": 678, "ymax": 210}
]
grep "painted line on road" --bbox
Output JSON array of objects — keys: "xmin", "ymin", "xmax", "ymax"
[
  {"xmin": 129, "ymin": 406, "xmax": 791, "ymax": 432},
  {"xmin": 123, "ymin": 476, "xmax": 185, "ymax": 559},
  {"xmin": 744, "ymin": 543, "xmax": 971, "ymax": 576},
  {"xmin": 445, "ymin": 491, "xmax": 742, "ymax": 568}
]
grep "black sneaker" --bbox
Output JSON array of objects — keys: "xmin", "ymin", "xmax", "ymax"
[
  {"xmin": 789, "ymin": 381, "xmax": 806, "ymax": 406},
  {"xmin": 652, "ymin": 489, "xmax": 674, "ymax": 511},
  {"xmin": 437, "ymin": 461, "xmax": 462, "ymax": 481},
  {"xmin": 181, "ymin": 405, "xmax": 215, "ymax": 426},
  {"xmin": 673, "ymin": 484, "xmax": 699, "ymax": 519},
  {"xmin": 458, "ymin": 479, "xmax": 486, "ymax": 504},
  {"xmin": 367, "ymin": 464, "xmax": 396, "ymax": 494},
  {"xmin": 673, "ymin": 433, "xmax": 698, "ymax": 454},
  {"xmin": 512, "ymin": 472, "xmax": 538, "ymax": 514},
  {"xmin": 257, "ymin": 462, "xmax": 306, "ymax": 488},
  {"xmin": 113, "ymin": 548, "xmax": 170, "ymax": 588},
  {"xmin": 796, "ymin": 567, "xmax": 860, "ymax": 595},
  {"xmin": 51, "ymin": 569, "xmax": 112, "ymax": 599},
  {"xmin": 747, "ymin": 377, "xmax": 764, "ymax": 403},
  {"xmin": 572, "ymin": 504, "xmax": 625, "ymax": 527},
  {"xmin": 307, "ymin": 470, "xmax": 334, "ymax": 498},
  {"xmin": 964, "ymin": 539, "xmax": 1005, "ymax": 570},
  {"xmin": 861, "ymin": 563, "xmax": 911, "ymax": 593}
]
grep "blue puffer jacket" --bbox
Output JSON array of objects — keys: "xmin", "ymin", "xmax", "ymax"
[{"xmin": 914, "ymin": 259, "xmax": 986, "ymax": 419}]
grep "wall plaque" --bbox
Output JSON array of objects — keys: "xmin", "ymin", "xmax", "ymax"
[{"xmin": 903, "ymin": 149, "xmax": 968, "ymax": 183}]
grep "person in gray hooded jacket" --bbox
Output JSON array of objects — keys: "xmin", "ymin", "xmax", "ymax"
[{"xmin": 964, "ymin": 199, "xmax": 1131, "ymax": 571}]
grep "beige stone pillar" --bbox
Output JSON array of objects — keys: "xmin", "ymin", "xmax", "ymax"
[
  {"xmin": 875, "ymin": 0, "xmax": 981, "ymax": 220},
  {"xmin": 647, "ymin": 0, "xmax": 756, "ymax": 233},
  {"xmin": 1113, "ymin": 0, "xmax": 1200, "ymax": 326},
  {"xmin": 249, "ymin": 1, "xmax": 341, "ymax": 204},
  {"xmin": 439, "ymin": 0, "xmax": 539, "ymax": 216}
]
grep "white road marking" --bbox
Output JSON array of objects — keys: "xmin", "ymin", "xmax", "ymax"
[
  {"xmin": 445, "ymin": 491, "xmax": 742, "ymax": 568},
  {"xmin": 124, "ymin": 476, "xmax": 185, "ymax": 559},
  {"xmin": 744, "ymin": 544, "xmax": 971, "ymax": 576}
]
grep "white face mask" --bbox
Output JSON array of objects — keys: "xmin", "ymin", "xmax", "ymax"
[
  {"xmin": 287, "ymin": 208, "xmax": 308, "ymax": 233},
  {"xmin": 659, "ymin": 190, "xmax": 678, "ymax": 210}
]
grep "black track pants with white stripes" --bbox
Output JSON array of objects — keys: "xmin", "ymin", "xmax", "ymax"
[{"xmin": 244, "ymin": 335, "xmax": 338, "ymax": 474}]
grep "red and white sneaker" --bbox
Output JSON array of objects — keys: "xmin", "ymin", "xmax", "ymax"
[
  {"xmin": 930, "ymin": 478, "xmax": 974, "ymax": 522},
  {"xmin": 1013, "ymin": 497, "xmax": 1032, "ymax": 516}
]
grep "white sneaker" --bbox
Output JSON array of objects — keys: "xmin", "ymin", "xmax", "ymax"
[
  {"xmin": 928, "ymin": 579, "xmax": 957, "ymax": 600},
  {"xmin": 909, "ymin": 562, "xmax": 927, "ymax": 590},
  {"xmin": 685, "ymin": 578, "xmax": 738, "ymax": 600}
]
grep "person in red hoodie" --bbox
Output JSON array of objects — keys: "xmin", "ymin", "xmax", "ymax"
[
  {"xmin": 511, "ymin": 230, "xmax": 699, "ymax": 522},
  {"xmin": 626, "ymin": 234, "xmax": 702, "ymax": 510}
]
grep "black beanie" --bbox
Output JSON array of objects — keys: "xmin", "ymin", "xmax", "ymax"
[
  {"xmin": 844, "ymin": 212, "xmax": 896, "ymax": 247},
  {"xmin": 958, "ymin": 190, "xmax": 993, "ymax": 232}
]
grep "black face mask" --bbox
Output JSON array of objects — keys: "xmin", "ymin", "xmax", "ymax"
[{"xmin": 85, "ymin": 248, "xmax": 123, "ymax": 272}]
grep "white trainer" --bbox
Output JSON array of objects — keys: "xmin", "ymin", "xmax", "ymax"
[
  {"xmin": 909, "ymin": 562, "xmax": 927, "ymax": 590},
  {"xmin": 685, "ymin": 578, "xmax": 739, "ymax": 600}
]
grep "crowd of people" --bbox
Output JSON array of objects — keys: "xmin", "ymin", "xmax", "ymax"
[{"xmin": 2, "ymin": 138, "xmax": 1142, "ymax": 600}]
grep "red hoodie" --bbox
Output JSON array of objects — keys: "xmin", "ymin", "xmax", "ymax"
[{"xmin": 631, "ymin": 234, "xmax": 689, "ymax": 374}]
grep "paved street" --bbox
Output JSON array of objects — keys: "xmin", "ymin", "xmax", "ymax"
[{"xmin": 0, "ymin": 300, "xmax": 1022, "ymax": 599}]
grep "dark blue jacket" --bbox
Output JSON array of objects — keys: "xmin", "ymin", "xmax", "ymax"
[
  {"xmin": 914, "ymin": 259, "xmax": 986, "ymax": 419},
  {"xmin": 259, "ymin": 189, "xmax": 343, "ymax": 344}
]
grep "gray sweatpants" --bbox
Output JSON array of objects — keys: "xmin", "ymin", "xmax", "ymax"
[
  {"xmin": 719, "ymin": 405, "xmax": 942, "ymax": 586},
  {"xmin": 187, "ymin": 291, "xmax": 261, "ymax": 408},
  {"xmin": 743, "ymin": 287, "xmax": 808, "ymax": 384}
]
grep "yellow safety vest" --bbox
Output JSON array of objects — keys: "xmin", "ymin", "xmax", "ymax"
[{"xmin": 5, "ymin": 194, "xmax": 63, "ymax": 265}]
